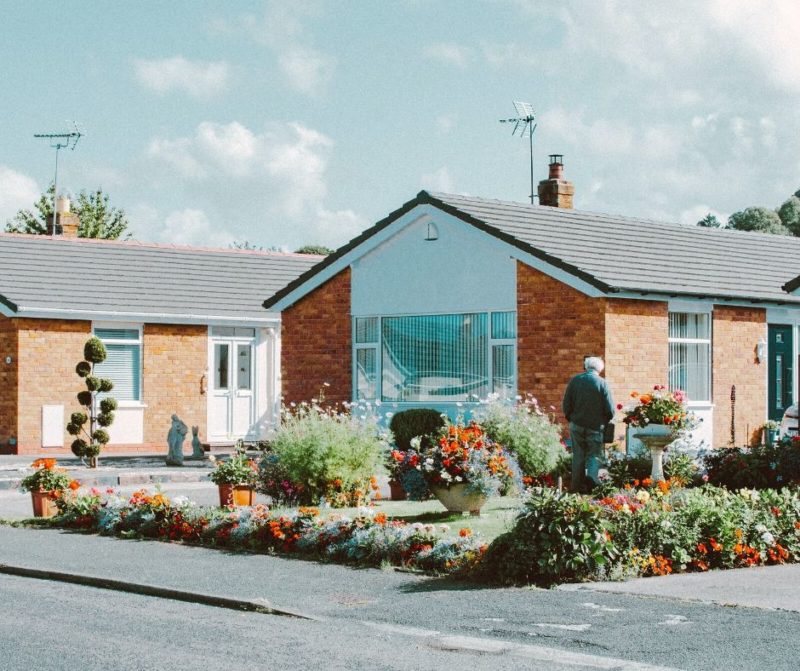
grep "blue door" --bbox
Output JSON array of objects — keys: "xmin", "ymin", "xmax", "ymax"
[{"xmin": 768, "ymin": 325, "xmax": 793, "ymax": 422}]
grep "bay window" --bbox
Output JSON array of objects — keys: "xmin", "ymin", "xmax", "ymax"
[{"xmin": 353, "ymin": 311, "xmax": 516, "ymax": 402}]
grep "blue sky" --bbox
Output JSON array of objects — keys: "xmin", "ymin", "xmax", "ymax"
[{"xmin": 1, "ymin": 1, "xmax": 799, "ymax": 250}]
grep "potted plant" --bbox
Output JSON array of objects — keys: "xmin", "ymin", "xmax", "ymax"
[
  {"xmin": 209, "ymin": 451, "xmax": 258, "ymax": 506},
  {"xmin": 19, "ymin": 459, "xmax": 77, "ymax": 518},
  {"xmin": 387, "ymin": 409, "xmax": 446, "ymax": 500},
  {"xmin": 397, "ymin": 420, "xmax": 518, "ymax": 516},
  {"xmin": 762, "ymin": 420, "xmax": 780, "ymax": 447},
  {"xmin": 620, "ymin": 385, "xmax": 694, "ymax": 481}
]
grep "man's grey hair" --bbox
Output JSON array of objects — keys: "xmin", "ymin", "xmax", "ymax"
[{"xmin": 584, "ymin": 356, "xmax": 605, "ymax": 373}]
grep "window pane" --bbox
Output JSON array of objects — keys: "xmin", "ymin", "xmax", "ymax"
[
  {"xmin": 94, "ymin": 344, "xmax": 140, "ymax": 401},
  {"xmin": 669, "ymin": 342, "xmax": 710, "ymax": 402},
  {"xmin": 492, "ymin": 345, "xmax": 515, "ymax": 398},
  {"xmin": 355, "ymin": 317, "xmax": 378, "ymax": 344},
  {"xmin": 669, "ymin": 313, "xmax": 710, "ymax": 339},
  {"xmin": 356, "ymin": 348, "xmax": 377, "ymax": 400},
  {"xmin": 237, "ymin": 344, "xmax": 251, "ymax": 390},
  {"xmin": 211, "ymin": 326, "xmax": 235, "ymax": 337},
  {"xmin": 491, "ymin": 312, "xmax": 516, "ymax": 339},
  {"xmin": 214, "ymin": 344, "xmax": 229, "ymax": 390},
  {"xmin": 94, "ymin": 328, "xmax": 139, "ymax": 341},
  {"xmin": 234, "ymin": 327, "xmax": 255, "ymax": 338},
  {"xmin": 382, "ymin": 313, "xmax": 488, "ymax": 402}
]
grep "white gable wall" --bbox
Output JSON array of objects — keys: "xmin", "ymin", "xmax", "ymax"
[{"xmin": 351, "ymin": 212, "xmax": 516, "ymax": 316}]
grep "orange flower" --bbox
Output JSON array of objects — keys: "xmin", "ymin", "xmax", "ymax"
[
  {"xmin": 630, "ymin": 391, "xmax": 639, "ymax": 398},
  {"xmin": 641, "ymin": 477, "xmax": 653, "ymax": 488},
  {"xmin": 709, "ymin": 538, "xmax": 722, "ymax": 552},
  {"xmin": 458, "ymin": 528, "xmax": 472, "ymax": 537},
  {"xmin": 638, "ymin": 394, "xmax": 652, "ymax": 405},
  {"xmin": 68, "ymin": 480, "xmax": 80, "ymax": 491},
  {"xmin": 374, "ymin": 513, "xmax": 388, "ymax": 525}
]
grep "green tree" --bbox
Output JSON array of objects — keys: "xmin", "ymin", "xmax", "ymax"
[
  {"xmin": 5, "ymin": 184, "xmax": 130, "ymax": 239},
  {"xmin": 230, "ymin": 240, "xmax": 282, "ymax": 252},
  {"xmin": 295, "ymin": 244, "xmax": 333, "ymax": 255},
  {"xmin": 696, "ymin": 213, "xmax": 722, "ymax": 228},
  {"xmin": 727, "ymin": 207, "xmax": 791, "ymax": 235},
  {"xmin": 66, "ymin": 337, "xmax": 116, "ymax": 468},
  {"xmin": 777, "ymin": 196, "xmax": 800, "ymax": 236}
]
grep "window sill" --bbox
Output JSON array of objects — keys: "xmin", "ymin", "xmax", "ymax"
[{"xmin": 116, "ymin": 402, "xmax": 148, "ymax": 409}]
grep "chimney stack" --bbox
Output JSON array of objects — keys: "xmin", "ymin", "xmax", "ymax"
[
  {"xmin": 537, "ymin": 154, "xmax": 574, "ymax": 208},
  {"xmin": 46, "ymin": 196, "xmax": 80, "ymax": 237}
]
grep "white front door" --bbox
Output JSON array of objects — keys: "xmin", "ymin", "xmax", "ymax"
[{"xmin": 209, "ymin": 328, "xmax": 256, "ymax": 442}]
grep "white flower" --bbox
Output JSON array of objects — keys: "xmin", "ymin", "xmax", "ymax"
[
  {"xmin": 455, "ymin": 476, "xmax": 463, "ymax": 482},
  {"xmin": 358, "ymin": 506, "xmax": 374, "ymax": 517},
  {"xmin": 410, "ymin": 437, "xmax": 421, "ymax": 449},
  {"xmin": 440, "ymin": 471, "xmax": 452, "ymax": 480},
  {"xmin": 207, "ymin": 454, "xmax": 217, "ymax": 463},
  {"xmin": 761, "ymin": 531, "xmax": 775, "ymax": 545},
  {"xmin": 412, "ymin": 522, "xmax": 423, "ymax": 530},
  {"xmin": 598, "ymin": 469, "xmax": 609, "ymax": 482},
  {"xmin": 439, "ymin": 524, "xmax": 450, "ymax": 532},
  {"xmin": 172, "ymin": 495, "xmax": 192, "ymax": 507},
  {"xmin": 621, "ymin": 504, "xmax": 631, "ymax": 514},
  {"xmin": 636, "ymin": 490, "xmax": 651, "ymax": 504}
]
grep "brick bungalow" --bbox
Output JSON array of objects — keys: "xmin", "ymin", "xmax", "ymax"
[
  {"xmin": 265, "ymin": 158, "xmax": 800, "ymax": 448},
  {"xmin": 0, "ymin": 215, "xmax": 319, "ymax": 455}
]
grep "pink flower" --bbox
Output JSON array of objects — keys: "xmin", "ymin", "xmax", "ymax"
[
  {"xmin": 616, "ymin": 403, "xmax": 623, "ymax": 410},
  {"xmin": 672, "ymin": 390, "xmax": 686, "ymax": 403}
]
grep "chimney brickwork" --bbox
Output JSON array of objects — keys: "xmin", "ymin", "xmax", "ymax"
[
  {"xmin": 537, "ymin": 154, "xmax": 574, "ymax": 209},
  {"xmin": 46, "ymin": 197, "xmax": 80, "ymax": 237}
]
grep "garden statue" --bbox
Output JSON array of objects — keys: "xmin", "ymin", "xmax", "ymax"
[
  {"xmin": 166, "ymin": 414, "xmax": 188, "ymax": 466},
  {"xmin": 189, "ymin": 425, "xmax": 205, "ymax": 460}
]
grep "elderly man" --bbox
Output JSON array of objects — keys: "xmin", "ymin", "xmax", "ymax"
[{"xmin": 562, "ymin": 356, "xmax": 615, "ymax": 493}]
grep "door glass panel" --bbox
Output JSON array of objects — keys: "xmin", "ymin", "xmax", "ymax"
[
  {"xmin": 237, "ymin": 344, "xmax": 252, "ymax": 390},
  {"xmin": 776, "ymin": 354, "xmax": 784, "ymax": 410},
  {"xmin": 214, "ymin": 344, "xmax": 229, "ymax": 390}
]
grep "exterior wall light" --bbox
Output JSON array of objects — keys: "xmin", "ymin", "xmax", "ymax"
[{"xmin": 755, "ymin": 338, "xmax": 766, "ymax": 363}]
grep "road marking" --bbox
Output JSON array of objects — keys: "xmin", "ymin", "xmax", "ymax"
[
  {"xmin": 362, "ymin": 620, "xmax": 686, "ymax": 670},
  {"xmin": 582, "ymin": 601, "xmax": 624, "ymax": 612},
  {"xmin": 659, "ymin": 614, "xmax": 689, "ymax": 626},
  {"xmin": 532, "ymin": 623, "xmax": 592, "ymax": 631}
]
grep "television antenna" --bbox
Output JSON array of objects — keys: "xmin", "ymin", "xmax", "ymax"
[
  {"xmin": 34, "ymin": 122, "xmax": 83, "ymax": 236},
  {"xmin": 499, "ymin": 101, "xmax": 537, "ymax": 204}
]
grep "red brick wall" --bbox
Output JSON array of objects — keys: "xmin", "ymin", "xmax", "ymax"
[
  {"xmin": 604, "ymin": 299, "xmax": 669, "ymax": 442},
  {"xmin": 516, "ymin": 262, "xmax": 606, "ymax": 429},
  {"xmin": 713, "ymin": 306, "xmax": 766, "ymax": 446},
  {"xmin": 16, "ymin": 318, "xmax": 91, "ymax": 453},
  {"xmin": 142, "ymin": 324, "xmax": 208, "ymax": 446},
  {"xmin": 0, "ymin": 315, "xmax": 18, "ymax": 449},
  {"xmin": 282, "ymin": 268, "xmax": 352, "ymax": 406}
]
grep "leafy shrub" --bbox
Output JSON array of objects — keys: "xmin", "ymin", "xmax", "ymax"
[
  {"xmin": 259, "ymin": 401, "xmax": 388, "ymax": 507},
  {"xmin": 476, "ymin": 396, "xmax": 563, "ymax": 478},
  {"xmin": 389, "ymin": 408, "xmax": 445, "ymax": 452},
  {"xmin": 479, "ymin": 488, "xmax": 614, "ymax": 585},
  {"xmin": 704, "ymin": 438, "xmax": 800, "ymax": 490},
  {"xmin": 605, "ymin": 451, "xmax": 699, "ymax": 489},
  {"xmin": 209, "ymin": 451, "xmax": 259, "ymax": 486}
]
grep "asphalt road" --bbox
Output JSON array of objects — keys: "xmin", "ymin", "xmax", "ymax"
[{"xmin": 1, "ymin": 526, "xmax": 799, "ymax": 670}]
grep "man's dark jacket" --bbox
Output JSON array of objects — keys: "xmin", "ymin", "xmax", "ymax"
[{"xmin": 562, "ymin": 371, "xmax": 615, "ymax": 430}]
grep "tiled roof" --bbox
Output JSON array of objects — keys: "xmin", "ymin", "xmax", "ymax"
[
  {"xmin": 264, "ymin": 191, "xmax": 800, "ymax": 308},
  {"xmin": 428, "ymin": 192, "xmax": 800, "ymax": 303},
  {"xmin": 0, "ymin": 234, "xmax": 321, "ymax": 321}
]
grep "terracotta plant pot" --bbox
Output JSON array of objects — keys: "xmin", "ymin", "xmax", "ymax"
[
  {"xmin": 31, "ymin": 490, "xmax": 59, "ymax": 518},
  {"xmin": 218, "ymin": 484, "xmax": 256, "ymax": 507},
  {"xmin": 429, "ymin": 483, "xmax": 487, "ymax": 516},
  {"xmin": 389, "ymin": 479, "xmax": 407, "ymax": 501}
]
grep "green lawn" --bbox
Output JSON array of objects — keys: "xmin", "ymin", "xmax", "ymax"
[{"xmin": 271, "ymin": 495, "xmax": 524, "ymax": 542}]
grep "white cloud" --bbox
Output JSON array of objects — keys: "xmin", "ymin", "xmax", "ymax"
[
  {"xmin": 162, "ymin": 209, "xmax": 235, "ymax": 248},
  {"xmin": 424, "ymin": 42, "xmax": 472, "ymax": 67},
  {"xmin": 133, "ymin": 56, "xmax": 229, "ymax": 97},
  {"xmin": 479, "ymin": 42, "xmax": 538, "ymax": 68},
  {"xmin": 142, "ymin": 119, "xmax": 364, "ymax": 248},
  {"xmin": 0, "ymin": 166, "xmax": 40, "ymax": 224},
  {"xmin": 278, "ymin": 47, "xmax": 335, "ymax": 95},
  {"xmin": 436, "ymin": 115, "xmax": 455, "ymax": 134},
  {"xmin": 708, "ymin": 0, "xmax": 800, "ymax": 93},
  {"xmin": 421, "ymin": 166, "xmax": 455, "ymax": 193}
]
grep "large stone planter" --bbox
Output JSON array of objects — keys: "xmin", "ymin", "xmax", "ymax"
[
  {"xmin": 430, "ymin": 483, "xmax": 487, "ymax": 516},
  {"xmin": 633, "ymin": 424, "xmax": 676, "ymax": 482}
]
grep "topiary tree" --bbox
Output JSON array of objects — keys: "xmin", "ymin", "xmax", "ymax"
[{"xmin": 66, "ymin": 337, "xmax": 117, "ymax": 468}]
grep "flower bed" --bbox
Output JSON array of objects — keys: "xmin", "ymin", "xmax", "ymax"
[
  {"xmin": 480, "ymin": 483, "xmax": 800, "ymax": 585},
  {"xmin": 49, "ymin": 488, "xmax": 488, "ymax": 575}
]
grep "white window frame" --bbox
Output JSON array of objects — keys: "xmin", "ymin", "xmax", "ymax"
[
  {"xmin": 351, "ymin": 311, "xmax": 517, "ymax": 403},
  {"xmin": 667, "ymin": 310, "xmax": 712, "ymax": 405},
  {"xmin": 92, "ymin": 322, "xmax": 144, "ymax": 407}
]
